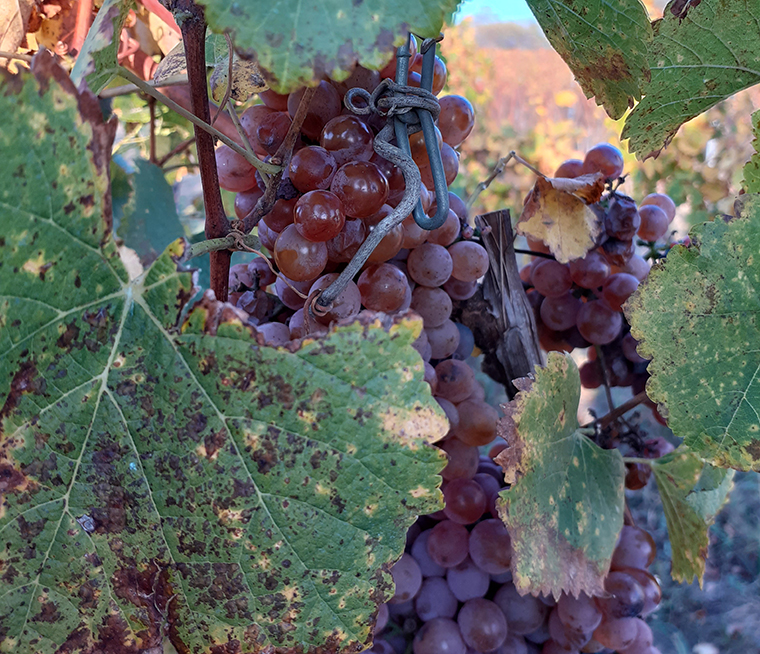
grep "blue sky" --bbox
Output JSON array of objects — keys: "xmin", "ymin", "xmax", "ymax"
[{"xmin": 455, "ymin": 0, "xmax": 537, "ymax": 22}]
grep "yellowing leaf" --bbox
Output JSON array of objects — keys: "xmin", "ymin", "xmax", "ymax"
[
  {"xmin": 650, "ymin": 450, "xmax": 734, "ymax": 585},
  {"xmin": 210, "ymin": 57, "xmax": 267, "ymax": 103},
  {"xmin": 495, "ymin": 352, "xmax": 625, "ymax": 599},
  {"xmin": 516, "ymin": 174, "xmax": 605, "ymax": 263}
]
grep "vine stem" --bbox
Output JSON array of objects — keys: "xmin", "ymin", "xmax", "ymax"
[
  {"xmin": 622, "ymin": 456, "xmax": 653, "ymax": 465},
  {"xmin": 0, "ymin": 50, "xmax": 33, "ymax": 63},
  {"xmin": 99, "ymin": 75, "xmax": 189, "ymax": 98},
  {"xmin": 593, "ymin": 391, "xmax": 649, "ymax": 430},
  {"xmin": 174, "ymin": 0, "xmax": 230, "ymax": 300},
  {"xmin": 148, "ymin": 97, "xmax": 157, "ymax": 163},
  {"xmin": 595, "ymin": 345, "xmax": 616, "ymax": 412},
  {"xmin": 156, "ymin": 136, "xmax": 195, "ymax": 167},
  {"xmin": 187, "ymin": 234, "xmax": 261, "ymax": 259},
  {"xmin": 71, "ymin": 0, "xmax": 93, "ymax": 56},
  {"xmin": 513, "ymin": 248, "xmax": 555, "ymax": 260},
  {"xmin": 466, "ymin": 150, "xmax": 543, "ymax": 213},
  {"xmin": 117, "ymin": 67, "xmax": 280, "ymax": 175}
]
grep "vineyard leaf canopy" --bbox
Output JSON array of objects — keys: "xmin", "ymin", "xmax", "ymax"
[
  {"xmin": 69, "ymin": 0, "xmax": 133, "ymax": 93},
  {"xmin": 743, "ymin": 109, "xmax": 760, "ymax": 193},
  {"xmin": 494, "ymin": 352, "xmax": 625, "ymax": 599},
  {"xmin": 622, "ymin": 0, "xmax": 760, "ymax": 159},
  {"xmin": 196, "ymin": 0, "xmax": 462, "ymax": 93},
  {"xmin": 626, "ymin": 194, "xmax": 760, "ymax": 471},
  {"xmin": 0, "ymin": 55, "xmax": 447, "ymax": 654},
  {"xmin": 525, "ymin": 0, "xmax": 652, "ymax": 119},
  {"xmin": 516, "ymin": 173, "xmax": 605, "ymax": 263},
  {"xmin": 649, "ymin": 450, "xmax": 734, "ymax": 585}
]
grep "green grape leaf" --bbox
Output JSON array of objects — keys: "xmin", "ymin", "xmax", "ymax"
[
  {"xmin": 494, "ymin": 352, "xmax": 625, "ymax": 598},
  {"xmin": 70, "ymin": 0, "xmax": 133, "ymax": 93},
  {"xmin": 743, "ymin": 109, "xmax": 760, "ymax": 193},
  {"xmin": 115, "ymin": 158, "xmax": 185, "ymax": 265},
  {"xmin": 195, "ymin": 0, "xmax": 462, "ymax": 93},
  {"xmin": 623, "ymin": 0, "xmax": 760, "ymax": 159},
  {"xmin": 626, "ymin": 195, "xmax": 760, "ymax": 471},
  {"xmin": 0, "ymin": 54, "xmax": 447, "ymax": 654},
  {"xmin": 525, "ymin": 0, "xmax": 652, "ymax": 120},
  {"xmin": 649, "ymin": 449, "xmax": 734, "ymax": 584}
]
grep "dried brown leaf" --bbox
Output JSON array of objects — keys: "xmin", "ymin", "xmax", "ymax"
[
  {"xmin": 516, "ymin": 174, "xmax": 605, "ymax": 263},
  {"xmin": 0, "ymin": 0, "xmax": 35, "ymax": 64}
]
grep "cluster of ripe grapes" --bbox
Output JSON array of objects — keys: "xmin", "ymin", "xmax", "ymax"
[
  {"xmin": 216, "ymin": 45, "xmax": 669, "ymax": 654},
  {"xmin": 371, "ymin": 453, "xmax": 664, "ymax": 654},
  {"xmin": 217, "ymin": 41, "xmax": 485, "ymax": 352},
  {"xmin": 522, "ymin": 144, "xmax": 678, "ymax": 432}
]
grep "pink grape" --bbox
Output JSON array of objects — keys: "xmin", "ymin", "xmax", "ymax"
[
  {"xmin": 556, "ymin": 593, "xmax": 602, "ymax": 633},
  {"xmin": 427, "ymin": 320, "xmax": 462, "ymax": 359},
  {"xmin": 439, "ymin": 438, "xmax": 479, "ymax": 481},
  {"xmin": 576, "ymin": 300, "xmax": 622, "ymax": 345},
  {"xmin": 411, "ymin": 286, "xmax": 452, "ymax": 328},
  {"xmin": 468, "ymin": 518, "xmax": 512, "ymax": 574},
  {"xmin": 540, "ymin": 293, "xmax": 582, "ymax": 331},
  {"xmin": 216, "ymin": 145, "xmax": 256, "ymax": 192},
  {"xmin": 493, "ymin": 584, "xmax": 548, "ymax": 635},
  {"xmin": 415, "ymin": 576, "xmax": 459, "ymax": 621},
  {"xmin": 411, "ymin": 529, "xmax": 446, "ymax": 577},
  {"xmin": 640, "ymin": 193, "xmax": 676, "ymax": 223},
  {"xmin": 413, "ymin": 618, "xmax": 466, "ymax": 654},
  {"xmin": 569, "ymin": 252, "xmax": 610, "ymax": 289},
  {"xmin": 582, "ymin": 143, "xmax": 624, "ymax": 180},
  {"xmin": 408, "ymin": 243, "xmax": 453, "ymax": 287},
  {"xmin": 531, "ymin": 260, "xmax": 572, "ymax": 297},
  {"xmin": 611, "ymin": 526, "xmax": 657, "ymax": 570},
  {"xmin": 389, "ymin": 553, "xmax": 423, "ymax": 603},
  {"xmin": 602, "ymin": 273, "xmax": 639, "ymax": 311},
  {"xmin": 442, "ymin": 478, "xmax": 486, "ymax": 525},
  {"xmin": 637, "ymin": 205, "xmax": 669, "ymax": 242},
  {"xmin": 446, "ymin": 556, "xmax": 490, "ymax": 602},
  {"xmin": 457, "ymin": 598, "xmax": 509, "ymax": 652},
  {"xmin": 427, "ymin": 520, "xmax": 470, "ymax": 568},
  {"xmin": 449, "ymin": 241, "xmax": 489, "ymax": 282}
]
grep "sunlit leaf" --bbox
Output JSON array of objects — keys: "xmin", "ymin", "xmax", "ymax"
[
  {"xmin": 623, "ymin": 0, "xmax": 760, "ymax": 159},
  {"xmin": 196, "ymin": 0, "xmax": 462, "ymax": 93},
  {"xmin": 526, "ymin": 0, "xmax": 652, "ymax": 119}
]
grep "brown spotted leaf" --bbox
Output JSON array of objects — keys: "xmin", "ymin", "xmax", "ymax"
[
  {"xmin": 495, "ymin": 352, "xmax": 625, "ymax": 598},
  {"xmin": 0, "ymin": 54, "xmax": 446, "ymax": 654},
  {"xmin": 196, "ymin": 0, "xmax": 462, "ymax": 93},
  {"xmin": 622, "ymin": 0, "xmax": 760, "ymax": 159},
  {"xmin": 626, "ymin": 195, "xmax": 760, "ymax": 471},
  {"xmin": 526, "ymin": 0, "xmax": 652, "ymax": 120},
  {"xmin": 516, "ymin": 174, "xmax": 605, "ymax": 263},
  {"xmin": 649, "ymin": 450, "xmax": 734, "ymax": 585}
]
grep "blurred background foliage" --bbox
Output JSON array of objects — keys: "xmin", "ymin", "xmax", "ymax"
[{"xmin": 443, "ymin": 15, "xmax": 759, "ymax": 238}]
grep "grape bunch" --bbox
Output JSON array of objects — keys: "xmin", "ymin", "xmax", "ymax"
[
  {"xmin": 370, "ymin": 452, "xmax": 663, "ymax": 654},
  {"xmin": 217, "ymin": 42, "xmax": 486, "ymax": 361},
  {"xmin": 522, "ymin": 144, "xmax": 679, "ymax": 432},
  {"xmin": 218, "ymin": 46, "xmax": 667, "ymax": 654}
]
